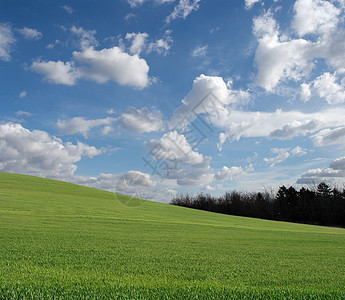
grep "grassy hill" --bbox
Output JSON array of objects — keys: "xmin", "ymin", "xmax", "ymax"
[{"xmin": 0, "ymin": 172, "xmax": 345, "ymax": 299}]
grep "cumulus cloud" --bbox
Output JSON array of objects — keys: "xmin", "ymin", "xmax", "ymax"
[
  {"xmin": 291, "ymin": 146, "xmax": 308, "ymax": 156},
  {"xmin": 264, "ymin": 146, "xmax": 307, "ymax": 168},
  {"xmin": 46, "ymin": 39, "xmax": 61, "ymax": 49},
  {"xmin": 70, "ymin": 26, "xmax": 98, "ymax": 50},
  {"xmin": 120, "ymin": 106, "xmax": 165, "ymax": 133},
  {"xmin": 0, "ymin": 122, "xmax": 102, "ymax": 178},
  {"xmin": 215, "ymin": 164, "xmax": 252, "ymax": 181},
  {"xmin": 264, "ymin": 148, "xmax": 290, "ymax": 168},
  {"xmin": 217, "ymin": 107, "xmax": 345, "ymax": 150},
  {"xmin": 244, "ymin": 0, "xmax": 261, "ymax": 10},
  {"xmin": 144, "ymin": 130, "xmax": 214, "ymax": 186},
  {"xmin": 73, "ymin": 47, "xmax": 150, "ymax": 89},
  {"xmin": 297, "ymin": 156, "xmax": 345, "ymax": 184},
  {"xmin": 312, "ymin": 126, "xmax": 345, "ymax": 146},
  {"xmin": 125, "ymin": 32, "xmax": 149, "ymax": 55},
  {"xmin": 312, "ymin": 72, "xmax": 345, "ymax": 104},
  {"xmin": 269, "ymin": 120, "xmax": 319, "ymax": 140},
  {"xmin": 76, "ymin": 170, "xmax": 179, "ymax": 202},
  {"xmin": 78, "ymin": 171, "xmax": 155, "ymax": 201},
  {"xmin": 0, "ymin": 23, "xmax": 15, "ymax": 61},
  {"xmin": 30, "ymin": 26, "xmax": 151, "ymax": 89},
  {"xmin": 171, "ymin": 163, "xmax": 214, "ymax": 186},
  {"xmin": 127, "ymin": 0, "xmax": 146, "ymax": 7},
  {"xmin": 292, "ymin": 0, "xmax": 340, "ymax": 37},
  {"xmin": 252, "ymin": 1, "xmax": 345, "ymax": 92},
  {"xmin": 125, "ymin": 30, "xmax": 173, "ymax": 56},
  {"xmin": 147, "ymin": 30, "xmax": 173, "ymax": 55},
  {"xmin": 17, "ymin": 27, "xmax": 42, "ymax": 40},
  {"xmin": 166, "ymin": 0, "xmax": 201, "ymax": 23},
  {"xmin": 146, "ymin": 130, "xmax": 206, "ymax": 165},
  {"xmin": 92, "ymin": 171, "xmax": 156, "ymax": 190},
  {"xmin": 300, "ymin": 83, "xmax": 311, "ymax": 102},
  {"xmin": 203, "ymin": 184, "xmax": 223, "ymax": 191},
  {"xmin": 30, "ymin": 60, "xmax": 79, "ymax": 85},
  {"xmin": 253, "ymin": 10, "xmax": 313, "ymax": 92},
  {"xmin": 58, "ymin": 117, "xmax": 116, "ymax": 137},
  {"xmin": 171, "ymin": 74, "xmax": 248, "ymax": 128}
]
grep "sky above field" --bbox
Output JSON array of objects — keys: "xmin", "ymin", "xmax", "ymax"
[{"xmin": 1, "ymin": 0, "xmax": 345, "ymax": 202}]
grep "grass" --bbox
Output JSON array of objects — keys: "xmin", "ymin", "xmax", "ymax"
[{"xmin": 0, "ymin": 172, "xmax": 345, "ymax": 299}]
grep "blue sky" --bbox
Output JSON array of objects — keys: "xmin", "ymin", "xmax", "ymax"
[{"xmin": 1, "ymin": 0, "xmax": 345, "ymax": 202}]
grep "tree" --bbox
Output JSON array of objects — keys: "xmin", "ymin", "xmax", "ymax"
[{"xmin": 317, "ymin": 182, "xmax": 331, "ymax": 198}]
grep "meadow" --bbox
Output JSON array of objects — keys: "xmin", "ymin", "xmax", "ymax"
[{"xmin": 0, "ymin": 172, "xmax": 345, "ymax": 299}]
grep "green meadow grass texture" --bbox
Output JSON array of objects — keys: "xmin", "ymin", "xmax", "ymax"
[{"xmin": 0, "ymin": 172, "xmax": 345, "ymax": 299}]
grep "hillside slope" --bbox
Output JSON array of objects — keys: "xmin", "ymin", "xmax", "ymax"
[{"xmin": 0, "ymin": 172, "xmax": 345, "ymax": 299}]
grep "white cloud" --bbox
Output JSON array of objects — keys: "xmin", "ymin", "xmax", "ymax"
[
  {"xmin": 0, "ymin": 23, "xmax": 15, "ymax": 61},
  {"xmin": 80, "ymin": 171, "xmax": 155, "ymax": 201},
  {"xmin": 19, "ymin": 91, "xmax": 27, "ymax": 98},
  {"xmin": 312, "ymin": 126, "xmax": 345, "ymax": 146},
  {"xmin": 0, "ymin": 122, "xmax": 102, "ymax": 179},
  {"xmin": 263, "ymin": 146, "xmax": 307, "ymax": 168},
  {"xmin": 297, "ymin": 156, "xmax": 345, "ymax": 184},
  {"xmin": 252, "ymin": 2, "xmax": 345, "ymax": 92},
  {"xmin": 171, "ymin": 74, "xmax": 248, "ymax": 128},
  {"xmin": 125, "ymin": 32, "xmax": 148, "ymax": 55},
  {"xmin": 166, "ymin": 0, "xmax": 201, "ymax": 23},
  {"xmin": 70, "ymin": 26, "xmax": 98, "ymax": 50},
  {"xmin": 117, "ymin": 170, "xmax": 156, "ymax": 189},
  {"xmin": 218, "ymin": 107, "xmax": 345, "ymax": 150},
  {"xmin": 146, "ymin": 130, "xmax": 205, "ymax": 165},
  {"xmin": 244, "ymin": 0, "xmax": 261, "ymax": 10},
  {"xmin": 312, "ymin": 72, "xmax": 345, "ymax": 104},
  {"xmin": 30, "ymin": 26, "xmax": 151, "ymax": 89},
  {"xmin": 147, "ymin": 30, "xmax": 173, "ymax": 55},
  {"xmin": 292, "ymin": 0, "xmax": 340, "ymax": 37},
  {"xmin": 102, "ymin": 125, "xmax": 114, "ymax": 135},
  {"xmin": 145, "ymin": 130, "xmax": 214, "ymax": 186},
  {"xmin": 156, "ymin": 0, "xmax": 175, "ymax": 3},
  {"xmin": 47, "ymin": 39, "xmax": 61, "ymax": 49},
  {"xmin": 107, "ymin": 109, "xmax": 116, "ymax": 115},
  {"xmin": 73, "ymin": 47, "xmax": 150, "ymax": 89},
  {"xmin": 77, "ymin": 171, "xmax": 181, "ymax": 202},
  {"xmin": 127, "ymin": 0, "xmax": 175, "ymax": 7},
  {"xmin": 253, "ymin": 11, "xmax": 313, "ymax": 92},
  {"xmin": 264, "ymin": 148, "xmax": 290, "ymax": 168},
  {"xmin": 62, "ymin": 5, "xmax": 73, "ymax": 14},
  {"xmin": 191, "ymin": 45, "xmax": 208, "ymax": 57},
  {"xmin": 300, "ymin": 83, "xmax": 311, "ymax": 102},
  {"xmin": 125, "ymin": 13, "xmax": 136, "ymax": 21},
  {"xmin": 125, "ymin": 30, "xmax": 173, "ymax": 56},
  {"xmin": 30, "ymin": 60, "xmax": 79, "ymax": 86},
  {"xmin": 269, "ymin": 119, "xmax": 319, "ymax": 140},
  {"xmin": 330, "ymin": 156, "xmax": 345, "ymax": 171},
  {"xmin": 120, "ymin": 106, "xmax": 165, "ymax": 133},
  {"xmin": 291, "ymin": 146, "xmax": 308, "ymax": 156},
  {"xmin": 92, "ymin": 171, "xmax": 156, "ymax": 190},
  {"xmin": 57, "ymin": 117, "xmax": 116, "ymax": 138},
  {"xmin": 215, "ymin": 165, "xmax": 252, "ymax": 181},
  {"xmin": 15, "ymin": 111, "xmax": 32, "ymax": 117},
  {"xmin": 17, "ymin": 27, "xmax": 42, "ymax": 40},
  {"xmin": 171, "ymin": 165, "xmax": 214, "ymax": 186},
  {"xmin": 127, "ymin": 0, "xmax": 146, "ymax": 7}
]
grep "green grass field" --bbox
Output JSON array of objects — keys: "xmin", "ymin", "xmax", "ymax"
[{"xmin": 0, "ymin": 172, "xmax": 345, "ymax": 299}]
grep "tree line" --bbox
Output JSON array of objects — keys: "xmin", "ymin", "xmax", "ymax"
[{"xmin": 170, "ymin": 182, "xmax": 345, "ymax": 227}]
